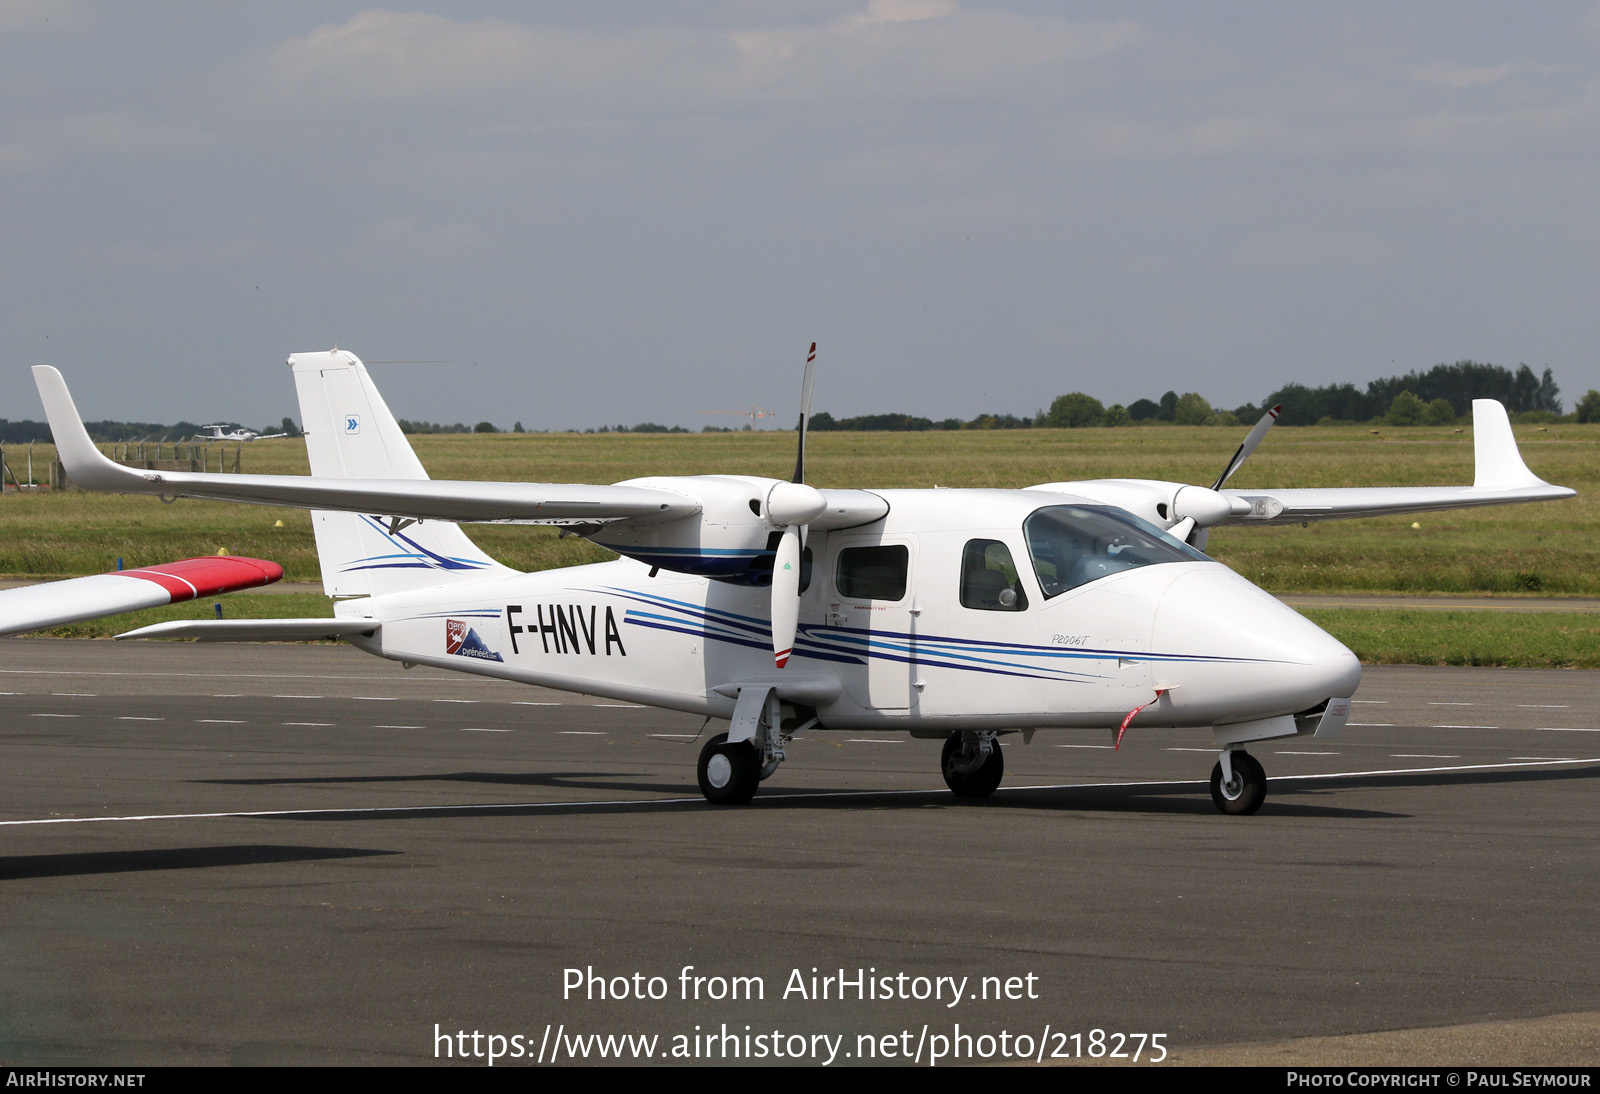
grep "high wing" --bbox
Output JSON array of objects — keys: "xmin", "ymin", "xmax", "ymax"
[
  {"xmin": 33, "ymin": 364, "xmax": 699, "ymax": 527},
  {"xmin": 0, "ymin": 556, "xmax": 282, "ymax": 638},
  {"xmin": 1216, "ymin": 400, "xmax": 1574, "ymax": 525}
]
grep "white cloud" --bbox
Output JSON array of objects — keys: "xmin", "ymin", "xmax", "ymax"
[
  {"xmin": 1408, "ymin": 62, "xmax": 1513, "ymax": 89},
  {"xmin": 260, "ymin": 5, "xmax": 1145, "ymax": 112}
]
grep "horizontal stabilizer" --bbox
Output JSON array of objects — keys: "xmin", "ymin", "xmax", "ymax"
[
  {"xmin": 116, "ymin": 617, "xmax": 378, "ymax": 642},
  {"xmin": 33, "ymin": 366, "xmax": 699, "ymax": 526}
]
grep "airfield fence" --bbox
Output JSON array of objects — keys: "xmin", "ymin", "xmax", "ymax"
[{"xmin": 0, "ymin": 441, "xmax": 243, "ymax": 491}]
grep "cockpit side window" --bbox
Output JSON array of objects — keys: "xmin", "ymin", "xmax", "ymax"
[
  {"xmin": 1023, "ymin": 505, "xmax": 1208, "ymax": 598},
  {"xmin": 835, "ymin": 544, "xmax": 908, "ymax": 601},
  {"xmin": 960, "ymin": 539, "xmax": 1029, "ymax": 611}
]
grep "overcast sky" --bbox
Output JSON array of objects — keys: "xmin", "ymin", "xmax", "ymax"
[{"xmin": 4, "ymin": 1, "xmax": 1598, "ymax": 431}]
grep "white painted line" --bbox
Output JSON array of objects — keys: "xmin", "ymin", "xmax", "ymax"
[
  {"xmin": 196, "ymin": 719, "xmax": 246, "ymax": 724},
  {"xmin": 283, "ymin": 722, "xmax": 333, "ymax": 727},
  {"xmin": 1393, "ymin": 754, "xmax": 1460, "ymax": 759},
  {"xmin": 1519, "ymin": 705, "xmax": 1568, "ymax": 709},
  {"xmin": 1166, "ymin": 747, "xmax": 1214, "ymax": 752},
  {"xmin": 352, "ymin": 696, "xmax": 399, "ymax": 701},
  {"xmin": 847, "ymin": 738, "xmax": 903, "ymax": 744},
  {"xmin": 1352, "ymin": 700, "xmax": 1388, "ymax": 704},
  {"xmin": 1349, "ymin": 722, "xmax": 1394, "ymax": 727},
  {"xmin": 1429, "ymin": 702, "xmax": 1474, "ymax": 706},
  {"xmin": 1537, "ymin": 727, "xmax": 1600, "ymax": 733},
  {"xmin": 373, "ymin": 724, "xmax": 422, "ymax": 729},
  {"xmin": 31, "ymin": 713, "xmax": 77, "ymax": 718},
  {"xmin": 1510, "ymin": 756, "xmax": 1572, "ymax": 761},
  {"xmin": 561, "ymin": 731, "xmax": 605, "ymax": 736},
  {"xmin": 1058, "ymin": 744, "xmax": 1113, "ymax": 750},
  {"xmin": 4, "ymin": 758, "xmax": 1595, "ymax": 828},
  {"xmin": 1277, "ymin": 751, "xmax": 1339, "ymax": 755},
  {"xmin": 513, "ymin": 702, "xmax": 562, "ymax": 706},
  {"xmin": 273, "ymin": 694, "xmax": 323, "ymax": 699},
  {"xmin": 1432, "ymin": 725, "xmax": 1498, "ymax": 730},
  {"xmin": 213, "ymin": 694, "xmax": 242, "ymax": 698},
  {"xmin": 432, "ymin": 699, "xmax": 479, "ymax": 704},
  {"xmin": 461, "ymin": 728, "xmax": 510, "ymax": 733},
  {"xmin": 117, "ymin": 716, "xmax": 163, "ymax": 722},
  {"xmin": 51, "ymin": 692, "xmax": 96, "ymax": 697},
  {"xmin": 594, "ymin": 703, "xmax": 645, "ymax": 709},
  {"xmin": 649, "ymin": 734, "xmax": 699, "ymax": 740}
]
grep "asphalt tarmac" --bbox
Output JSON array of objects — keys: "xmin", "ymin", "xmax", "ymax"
[{"xmin": 1, "ymin": 638, "xmax": 1597, "ymax": 1067}]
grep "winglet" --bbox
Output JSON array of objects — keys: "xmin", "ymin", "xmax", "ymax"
[
  {"xmin": 1471, "ymin": 399, "xmax": 1549, "ymax": 491},
  {"xmin": 31, "ymin": 366, "xmax": 151, "ymax": 492}
]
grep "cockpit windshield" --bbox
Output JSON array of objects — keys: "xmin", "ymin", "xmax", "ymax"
[{"xmin": 1023, "ymin": 504, "xmax": 1209, "ymax": 598}]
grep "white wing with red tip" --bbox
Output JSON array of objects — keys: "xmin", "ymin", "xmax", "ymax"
[{"xmin": 0, "ymin": 557, "xmax": 283, "ymax": 637}]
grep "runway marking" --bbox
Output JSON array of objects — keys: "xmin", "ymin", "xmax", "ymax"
[
  {"xmin": 1166, "ymin": 747, "xmax": 1214, "ymax": 752},
  {"xmin": 461, "ymin": 728, "xmax": 509, "ymax": 733},
  {"xmin": 31, "ymin": 713, "xmax": 77, "ymax": 718},
  {"xmin": 1429, "ymin": 702, "xmax": 1474, "ymax": 706},
  {"xmin": 1537, "ymin": 727, "xmax": 1600, "ymax": 733},
  {"xmin": 1432, "ymin": 725, "xmax": 1498, "ymax": 730},
  {"xmin": 1349, "ymin": 722, "xmax": 1394, "ymax": 727},
  {"xmin": 1352, "ymin": 700, "xmax": 1388, "ymax": 704},
  {"xmin": 5, "ymin": 758, "xmax": 1596, "ymax": 828},
  {"xmin": 847, "ymin": 738, "xmax": 903, "ymax": 744},
  {"xmin": 595, "ymin": 704, "xmax": 644, "ymax": 709},
  {"xmin": 273, "ymin": 695, "xmax": 323, "ymax": 699},
  {"xmin": 649, "ymin": 734, "xmax": 699, "ymax": 740},
  {"xmin": 284, "ymin": 722, "xmax": 334, "ymax": 727},
  {"xmin": 513, "ymin": 702, "xmax": 562, "ymax": 706},
  {"xmin": 51, "ymin": 692, "xmax": 96, "ymax": 696},
  {"xmin": 352, "ymin": 696, "xmax": 399, "ymax": 701},
  {"xmin": 1277, "ymin": 751, "xmax": 1339, "ymax": 755},
  {"xmin": 117, "ymin": 716, "xmax": 162, "ymax": 722},
  {"xmin": 373, "ymin": 724, "xmax": 422, "ymax": 729},
  {"xmin": 1393, "ymin": 753, "xmax": 1460, "ymax": 759},
  {"xmin": 1519, "ymin": 705, "xmax": 1568, "ymax": 709},
  {"xmin": 1511, "ymin": 756, "xmax": 1573, "ymax": 761},
  {"xmin": 213, "ymin": 694, "xmax": 242, "ymax": 698},
  {"xmin": 1058, "ymin": 744, "xmax": 1112, "ymax": 749},
  {"xmin": 561, "ymin": 731, "xmax": 605, "ymax": 736},
  {"xmin": 197, "ymin": 719, "xmax": 246, "ymax": 724},
  {"xmin": 433, "ymin": 699, "xmax": 478, "ymax": 704}
]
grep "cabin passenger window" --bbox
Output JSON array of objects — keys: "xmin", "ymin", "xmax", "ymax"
[
  {"xmin": 960, "ymin": 540, "xmax": 1028, "ymax": 611},
  {"xmin": 835, "ymin": 545, "xmax": 908, "ymax": 601}
]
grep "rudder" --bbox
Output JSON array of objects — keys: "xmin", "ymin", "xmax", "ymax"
[{"xmin": 288, "ymin": 349, "xmax": 511, "ymax": 597}]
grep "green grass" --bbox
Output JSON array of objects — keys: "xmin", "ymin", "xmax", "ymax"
[{"xmin": 1301, "ymin": 609, "xmax": 1600, "ymax": 669}]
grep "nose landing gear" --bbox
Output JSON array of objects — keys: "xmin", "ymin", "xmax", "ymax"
[{"xmin": 1210, "ymin": 749, "xmax": 1266, "ymax": 815}]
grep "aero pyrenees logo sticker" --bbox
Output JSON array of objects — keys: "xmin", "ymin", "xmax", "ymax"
[
  {"xmin": 345, "ymin": 414, "xmax": 360, "ymax": 434},
  {"xmin": 445, "ymin": 619, "xmax": 503, "ymax": 662}
]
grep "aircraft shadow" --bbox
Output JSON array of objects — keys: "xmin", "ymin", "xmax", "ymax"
[
  {"xmin": 201, "ymin": 771, "xmax": 690, "ymax": 795},
  {"xmin": 0, "ymin": 844, "xmax": 397, "ymax": 882}
]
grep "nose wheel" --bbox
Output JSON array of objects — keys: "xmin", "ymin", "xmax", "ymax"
[
  {"xmin": 698, "ymin": 733, "xmax": 759, "ymax": 805},
  {"xmin": 1210, "ymin": 749, "xmax": 1266, "ymax": 815}
]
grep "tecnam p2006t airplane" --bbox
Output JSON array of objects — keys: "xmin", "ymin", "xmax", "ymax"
[{"xmin": 33, "ymin": 350, "xmax": 1574, "ymax": 814}]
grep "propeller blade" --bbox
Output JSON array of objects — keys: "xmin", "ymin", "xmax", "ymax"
[
  {"xmin": 793, "ymin": 342, "xmax": 816, "ymax": 484},
  {"xmin": 1168, "ymin": 516, "xmax": 1196, "ymax": 544},
  {"xmin": 772, "ymin": 525, "xmax": 802, "ymax": 667},
  {"xmin": 1211, "ymin": 404, "xmax": 1281, "ymax": 491}
]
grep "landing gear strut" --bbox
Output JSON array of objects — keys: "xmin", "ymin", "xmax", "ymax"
[
  {"xmin": 1210, "ymin": 749, "xmax": 1266, "ymax": 815},
  {"xmin": 941, "ymin": 730, "xmax": 1004, "ymax": 798}
]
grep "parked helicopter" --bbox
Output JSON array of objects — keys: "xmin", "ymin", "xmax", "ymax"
[{"xmin": 32, "ymin": 349, "xmax": 1574, "ymax": 813}]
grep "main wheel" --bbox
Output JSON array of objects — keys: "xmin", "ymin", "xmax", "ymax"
[
  {"xmin": 941, "ymin": 732, "xmax": 1004, "ymax": 798},
  {"xmin": 698, "ymin": 733, "xmax": 760, "ymax": 805},
  {"xmin": 1210, "ymin": 750, "xmax": 1266, "ymax": 815}
]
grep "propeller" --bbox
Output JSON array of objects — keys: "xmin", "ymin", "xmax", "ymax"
[
  {"xmin": 769, "ymin": 343, "xmax": 825, "ymax": 668},
  {"xmin": 1168, "ymin": 404, "xmax": 1281, "ymax": 549}
]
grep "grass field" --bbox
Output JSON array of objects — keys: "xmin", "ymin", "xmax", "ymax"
[{"xmin": 4, "ymin": 421, "xmax": 1594, "ymax": 663}]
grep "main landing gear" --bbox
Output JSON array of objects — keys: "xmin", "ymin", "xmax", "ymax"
[
  {"xmin": 695, "ymin": 687, "xmax": 813, "ymax": 805},
  {"xmin": 941, "ymin": 730, "xmax": 1004, "ymax": 798},
  {"xmin": 697, "ymin": 733, "xmax": 760, "ymax": 805},
  {"xmin": 1210, "ymin": 749, "xmax": 1266, "ymax": 815}
]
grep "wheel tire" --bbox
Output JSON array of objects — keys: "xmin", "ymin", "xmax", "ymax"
[
  {"xmin": 1210, "ymin": 750, "xmax": 1267, "ymax": 815},
  {"xmin": 941, "ymin": 732, "xmax": 1004, "ymax": 798},
  {"xmin": 698, "ymin": 733, "xmax": 760, "ymax": 805}
]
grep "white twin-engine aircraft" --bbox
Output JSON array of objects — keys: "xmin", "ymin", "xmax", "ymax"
[{"xmin": 33, "ymin": 350, "xmax": 1574, "ymax": 814}]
